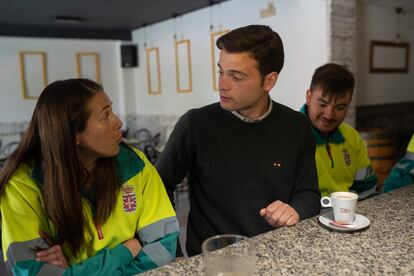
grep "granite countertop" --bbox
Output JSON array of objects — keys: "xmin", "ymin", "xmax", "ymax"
[{"xmin": 143, "ymin": 185, "xmax": 414, "ymax": 275}]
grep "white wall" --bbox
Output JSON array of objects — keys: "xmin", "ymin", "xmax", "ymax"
[
  {"xmin": 0, "ymin": 37, "xmax": 124, "ymax": 123},
  {"xmin": 129, "ymin": 0, "xmax": 329, "ymax": 115},
  {"xmin": 356, "ymin": 1, "xmax": 414, "ymax": 106},
  {"xmin": 0, "ymin": 0, "xmax": 329, "ymax": 125}
]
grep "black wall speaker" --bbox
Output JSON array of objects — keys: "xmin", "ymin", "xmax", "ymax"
[{"xmin": 121, "ymin": 44, "xmax": 138, "ymax": 68}]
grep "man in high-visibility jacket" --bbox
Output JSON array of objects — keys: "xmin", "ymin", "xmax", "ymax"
[
  {"xmin": 300, "ymin": 63, "xmax": 377, "ymax": 197},
  {"xmin": 383, "ymin": 134, "xmax": 414, "ymax": 192}
]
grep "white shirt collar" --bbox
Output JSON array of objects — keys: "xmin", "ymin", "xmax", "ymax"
[{"xmin": 231, "ymin": 98, "xmax": 273, "ymax": 123}]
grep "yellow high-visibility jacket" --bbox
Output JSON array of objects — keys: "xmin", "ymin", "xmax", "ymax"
[
  {"xmin": 301, "ymin": 105, "xmax": 377, "ymax": 197},
  {"xmin": 1, "ymin": 144, "xmax": 178, "ymax": 275}
]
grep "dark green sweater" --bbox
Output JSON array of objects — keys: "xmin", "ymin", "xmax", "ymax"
[{"xmin": 156, "ymin": 102, "xmax": 320, "ymax": 256}]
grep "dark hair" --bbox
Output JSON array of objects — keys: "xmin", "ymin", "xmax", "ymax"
[
  {"xmin": 310, "ymin": 63, "xmax": 355, "ymax": 97},
  {"xmin": 216, "ymin": 25, "xmax": 284, "ymax": 78},
  {"xmin": 0, "ymin": 79, "xmax": 119, "ymax": 256}
]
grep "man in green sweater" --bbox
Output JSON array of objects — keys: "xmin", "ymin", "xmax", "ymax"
[{"xmin": 156, "ymin": 25, "xmax": 320, "ymax": 256}]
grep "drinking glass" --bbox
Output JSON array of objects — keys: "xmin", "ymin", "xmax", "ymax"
[{"xmin": 202, "ymin": 234, "xmax": 255, "ymax": 276}]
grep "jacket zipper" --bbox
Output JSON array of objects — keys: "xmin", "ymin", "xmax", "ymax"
[{"xmin": 326, "ymin": 140, "xmax": 334, "ymax": 168}]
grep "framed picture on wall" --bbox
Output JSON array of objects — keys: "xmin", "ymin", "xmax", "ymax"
[
  {"xmin": 210, "ymin": 30, "xmax": 229, "ymax": 91},
  {"xmin": 175, "ymin": 39, "xmax": 192, "ymax": 93},
  {"xmin": 370, "ymin": 40, "xmax": 410, "ymax": 73},
  {"xmin": 76, "ymin": 52, "xmax": 101, "ymax": 83},
  {"xmin": 146, "ymin": 47, "xmax": 162, "ymax": 94},
  {"xmin": 19, "ymin": 51, "xmax": 48, "ymax": 99}
]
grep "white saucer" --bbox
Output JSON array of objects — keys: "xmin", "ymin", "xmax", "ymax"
[{"xmin": 319, "ymin": 211, "xmax": 370, "ymax": 232}]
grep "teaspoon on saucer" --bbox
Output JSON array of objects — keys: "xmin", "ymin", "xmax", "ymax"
[{"xmin": 329, "ymin": 221, "xmax": 357, "ymax": 229}]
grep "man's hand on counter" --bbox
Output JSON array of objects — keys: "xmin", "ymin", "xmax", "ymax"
[{"xmin": 259, "ymin": 200, "xmax": 299, "ymax": 227}]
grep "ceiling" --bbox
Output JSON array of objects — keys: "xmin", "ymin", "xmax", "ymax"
[{"xmin": 0, "ymin": 0, "xmax": 228, "ymax": 40}]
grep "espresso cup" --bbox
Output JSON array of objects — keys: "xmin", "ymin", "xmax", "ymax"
[{"xmin": 321, "ymin": 191, "xmax": 358, "ymax": 224}]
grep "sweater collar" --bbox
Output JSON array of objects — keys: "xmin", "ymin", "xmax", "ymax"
[
  {"xmin": 231, "ymin": 97, "xmax": 273, "ymax": 123},
  {"xmin": 299, "ymin": 104, "xmax": 345, "ymax": 145}
]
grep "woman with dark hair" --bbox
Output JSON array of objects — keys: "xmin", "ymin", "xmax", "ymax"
[{"xmin": 0, "ymin": 79, "xmax": 178, "ymax": 275}]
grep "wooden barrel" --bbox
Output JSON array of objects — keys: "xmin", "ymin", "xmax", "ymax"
[{"xmin": 360, "ymin": 130, "xmax": 399, "ymax": 190}]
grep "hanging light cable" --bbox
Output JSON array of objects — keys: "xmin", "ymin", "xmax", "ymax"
[
  {"xmin": 173, "ymin": 13, "xmax": 178, "ymax": 41},
  {"xmin": 395, "ymin": 7, "xmax": 402, "ymax": 43},
  {"xmin": 143, "ymin": 22, "xmax": 148, "ymax": 48},
  {"xmin": 218, "ymin": 1, "xmax": 222, "ymax": 31},
  {"xmin": 209, "ymin": 1, "xmax": 214, "ymax": 32},
  {"xmin": 178, "ymin": 14, "xmax": 183, "ymax": 41}
]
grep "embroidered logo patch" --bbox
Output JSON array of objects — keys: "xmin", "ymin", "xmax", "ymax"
[
  {"xmin": 342, "ymin": 148, "xmax": 351, "ymax": 166},
  {"xmin": 122, "ymin": 185, "xmax": 136, "ymax": 213}
]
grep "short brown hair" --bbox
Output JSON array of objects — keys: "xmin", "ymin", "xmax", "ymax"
[
  {"xmin": 216, "ymin": 25, "xmax": 284, "ymax": 77},
  {"xmin": 310, "ymin": 63, "xmax": 355, "ymax": 97}
]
